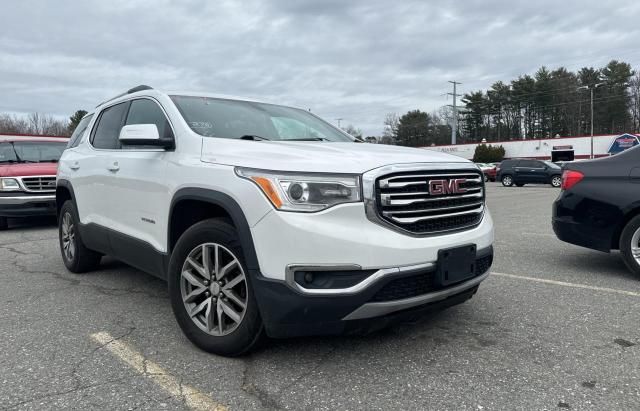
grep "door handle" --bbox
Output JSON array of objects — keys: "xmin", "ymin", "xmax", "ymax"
[
  {"xmin": 69, "ymin": 162, "xmax": 80, "ymax": 170},
  {"xmin": 107, "ymin": 162, "xmax": 120, "ymax": 172}
]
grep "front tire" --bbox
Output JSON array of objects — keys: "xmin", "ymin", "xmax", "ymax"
[
  {"xmin": 551, "ymin": 175, "xmax": 562, "ymax": 188},
  {"xmin": 168, "ymin": 218, "xmax": 263, "ymax": 356},
  {"xmin": 619, "ymin": 215, "xmax": 640, "ymax": 278},
  {"xmin": 501, "ymin": 175, "xmax": 514, "ymax": 187},
  {"xmin": 59, "ymin": 201, "xmax": 101, "ymax": 273}
]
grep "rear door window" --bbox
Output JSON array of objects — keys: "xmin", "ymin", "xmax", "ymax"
[
  {"xmin": 91, "ymin": 102, "xmax": 130, "ymax": 149},
  {"xmin": 125, "ymin": 99, "xmax": 174, "ymax": 139},
  {"xmin": 519, "ymin": 160, "xmax": 540, "ymax": 168}
]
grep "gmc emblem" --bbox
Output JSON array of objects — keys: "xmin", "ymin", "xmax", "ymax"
[{"xmin": 428, "ymin": 179, "xmax": 468, "ymax": 195}]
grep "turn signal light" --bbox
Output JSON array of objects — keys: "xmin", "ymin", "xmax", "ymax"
[{"xmin": 561, "ymin": 170, "xmax": 584, "ymax": 191}]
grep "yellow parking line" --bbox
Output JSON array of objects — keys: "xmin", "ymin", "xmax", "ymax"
[
  {"xmin": 90, "ymin": 332, "xmax": 227, "ymax": 411},
  {"xmin": 492, "ymin": 272, "xmax": 640, "ymax": 297}
]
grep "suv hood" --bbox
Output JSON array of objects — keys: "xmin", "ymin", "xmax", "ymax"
[
  {"xmin": 0, "ymin": 162, "xmax": 59, "ymax": 177},
  {"xmin": 201, "ymin": 140, "xmax": 470, "ymax": 173}
]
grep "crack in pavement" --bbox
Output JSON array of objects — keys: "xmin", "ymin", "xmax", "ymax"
[
  {"xmin": 241, "ymin": 355, "xmax": 283, "ymax": 410},
  {"xmin": 0, "ymin": 376, "xmax": 132, "ymax": 410},
  {"xmin": 0, "ymin": 244, "xmax": 167, "ymax": 301},
  {"xmin": 240, "ymin": 344, "xmax": 338, "ymax": 410}
]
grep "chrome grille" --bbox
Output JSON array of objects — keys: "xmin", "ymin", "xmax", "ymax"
[
  {"xmin": 375, "ymin": 169, "xmax": 484, "ymax": 234},
  {"xmin": 20, "ymin": 176, "xmax": 57, "ymax": 192}
]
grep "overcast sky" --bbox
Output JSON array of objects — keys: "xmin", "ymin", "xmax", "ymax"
[{"xmin": 2, "ymin": 0, "xmax": 640, "ymax": 136}]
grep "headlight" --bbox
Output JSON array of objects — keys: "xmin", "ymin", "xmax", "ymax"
[
  {"xmin": 0, "ymin": 178, "xmax": 20, "ymax": 191},
  {"xmin": 236, "ymin": 168, "xmax": 361, "ymax": 212}
]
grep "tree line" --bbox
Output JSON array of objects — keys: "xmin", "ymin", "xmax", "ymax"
[
  {"xmin": 0, "ymin": 110, "xmax": 87, "ymax": 137},
  {"xmin": 379, "ymin": 59, "xmax": 640, "ymax": 146}
]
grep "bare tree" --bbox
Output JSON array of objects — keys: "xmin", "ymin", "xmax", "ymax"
[
  {"xmin": 382, "ymin": 112, "xmax": 400, "ymax": 144},
  {"xmin": 0, "ymin": 112, "xmax": 70, "ymax": 136},
  {"xmin": 342, "ymin": 124, "xmax": 363, "ymax": 139}
]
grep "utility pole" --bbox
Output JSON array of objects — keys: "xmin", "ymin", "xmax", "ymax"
[
  {"xmin": 335, "ymin": 118, "xmax": 343, "ymax": 128},
  {"xmin": 578, "ymin": 82, "xmax": 605, "ymax": 159},
  {"xmin": 447, "ymin": 81, "xmax": 462, "ymax": 144}
]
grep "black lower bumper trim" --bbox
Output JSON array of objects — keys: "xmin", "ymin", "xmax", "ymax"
[
  {"xmin": 251, "ymin": 246, "xmax": 493, "ymax": 339},
  {"xmin": 0, "ymin": 201, "xmax": 56, "ymax": 217}
]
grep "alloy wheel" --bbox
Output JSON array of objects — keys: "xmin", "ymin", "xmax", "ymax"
[
  {"xmin": 631, "ymin": 228, "xmax": 640, "ymax": 266},
  {"xmin": 502, "ymin": 176, "xmax": 512, "ymax": 186},
  {"xmin": 61, "ymin": 212, "xmax": 76, "ymax": 261},
  {"xmin": 180, "ymin": 243, "xmax": 248, "ymax": 336},
  {"xmin": 552, "ymin": 176, "xmax": 562, "ymax": 187}
]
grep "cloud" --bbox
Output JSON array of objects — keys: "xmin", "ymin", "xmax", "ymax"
[{"xmin": 1, "ymin": 0, "xmax": 639, "ymax": 135}]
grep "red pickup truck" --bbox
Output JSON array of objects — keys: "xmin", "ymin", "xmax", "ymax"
[{"xmin": 0, "ymin": 135, "xmax": 68, "ymax": 229}]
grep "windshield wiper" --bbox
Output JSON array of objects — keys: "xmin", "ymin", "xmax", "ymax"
[
  {"xmin": 7, "ymin": 142, "xmax": 38, "ymax": 163},
  {"xmin": 8, "ymin": 142, "xmax": 24, "ymax": 163},
  {"xmin": 285, "ymin": 137, "xmax": 330, "ymax": 142},
  {"xmin": 240, "ymin": 134, "xmax": 271, "ymax": 141}
]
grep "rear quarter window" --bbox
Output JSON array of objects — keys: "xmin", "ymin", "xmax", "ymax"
[{"xmin": 67, "ymin": 114, "xmax": 94, "ymax": 148}]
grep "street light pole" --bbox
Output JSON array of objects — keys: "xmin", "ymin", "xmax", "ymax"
[{"xmin": 578, "ymin": 83, "xmax": 605, "ymax": 159}]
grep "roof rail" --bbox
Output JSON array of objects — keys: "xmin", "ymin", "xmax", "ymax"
[{"xmin": 95, "ymin": 85, "xmax": 154, "ymax": 108}]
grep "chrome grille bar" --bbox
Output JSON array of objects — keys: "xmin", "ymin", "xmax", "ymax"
[
  {"xmin": 385, "ymin": 206, "xmax": 485, "ymax": 224},
  {"xmin": 382, "ymin": 201, "xmax": 484, "ymax": 216},
  {"xmin": 381, "ymin": 190, "xmax": 483, "ymax": 206}
]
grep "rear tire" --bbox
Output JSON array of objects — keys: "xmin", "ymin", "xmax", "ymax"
[
  {"xmin": 0, "ymin": 217, "xmax": 7, "ymax": 230},
  {"xmin": 168, "ymin": 218, "xmax": 264, "ymax": 356},
  {"xmin": 501, "ymin": 175, "xmax": 513, "ymax": 187},
  {"xmin": 59, "ymin": 201, "xmax": 101, "ymax": 273},
  {"xmin": 551, "ymin": 175, "xmax": 562, "ymax": 188},
  {"xmin": 619, "ymin": 215, "xmax": 640, "ymax": 278}
]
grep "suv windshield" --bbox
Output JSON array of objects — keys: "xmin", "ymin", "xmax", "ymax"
[
  {"xmin": 543, "ymin": 161, "xmax": 561, "ymax": 169},
  {"xmin": 0, "ymin": 141, "xmax": 67, "ymax": 163},
  {"xmin": 171, "ymin": 95, "xmax": 354, "ymax": 142}
]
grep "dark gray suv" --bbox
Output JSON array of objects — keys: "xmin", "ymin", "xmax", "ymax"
[{"xmin": 496, "ymin": 159, "xmax": 562, "ymax": 187}]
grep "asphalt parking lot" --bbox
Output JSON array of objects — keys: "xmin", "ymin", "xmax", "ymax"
[{"xmin": 1, "ymin": 184, "xmax": 639, "ymax": 410}]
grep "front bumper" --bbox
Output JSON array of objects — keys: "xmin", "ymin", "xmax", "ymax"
[
  {"xmin": 0, "ymin": 193, "xmax": 56, "ymax": 217},
  {"xmin": 252, "ymin": 246, "xmax": 493, "ymax": 338},
  {"xmin": 251, "ymin": 203, "xmax": 494, "ymax": 281}
]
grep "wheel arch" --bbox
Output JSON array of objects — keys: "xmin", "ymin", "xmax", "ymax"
[
  {"xmin": 56, "ymin": 179, "xmax": 77, "ymax": 218},
  {"xmin": 168, "ymin": 188, "xmax": 260, "ymax": 271},
  {"xmin": 611, "ymin": 203, "xmax": 640, "ymax": 250}
]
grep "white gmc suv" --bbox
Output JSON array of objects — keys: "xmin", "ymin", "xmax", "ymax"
[{"xmin": 56, "ymin": 85, "xmax": 494, "ymax": 356}]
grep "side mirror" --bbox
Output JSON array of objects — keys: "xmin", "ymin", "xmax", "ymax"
[{"xmin": 119, "ymin": 124, "xmax": 174, "ymax": 148}]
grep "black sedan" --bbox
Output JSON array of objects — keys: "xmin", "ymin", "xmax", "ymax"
[{"xmin": 552, "ymin": 147, "xmax": 640, "ymax": 277}]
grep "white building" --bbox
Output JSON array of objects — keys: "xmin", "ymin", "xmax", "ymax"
[{"xmin": 424, "ymin": 133, "xmax": 640, "ymax": 161}]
